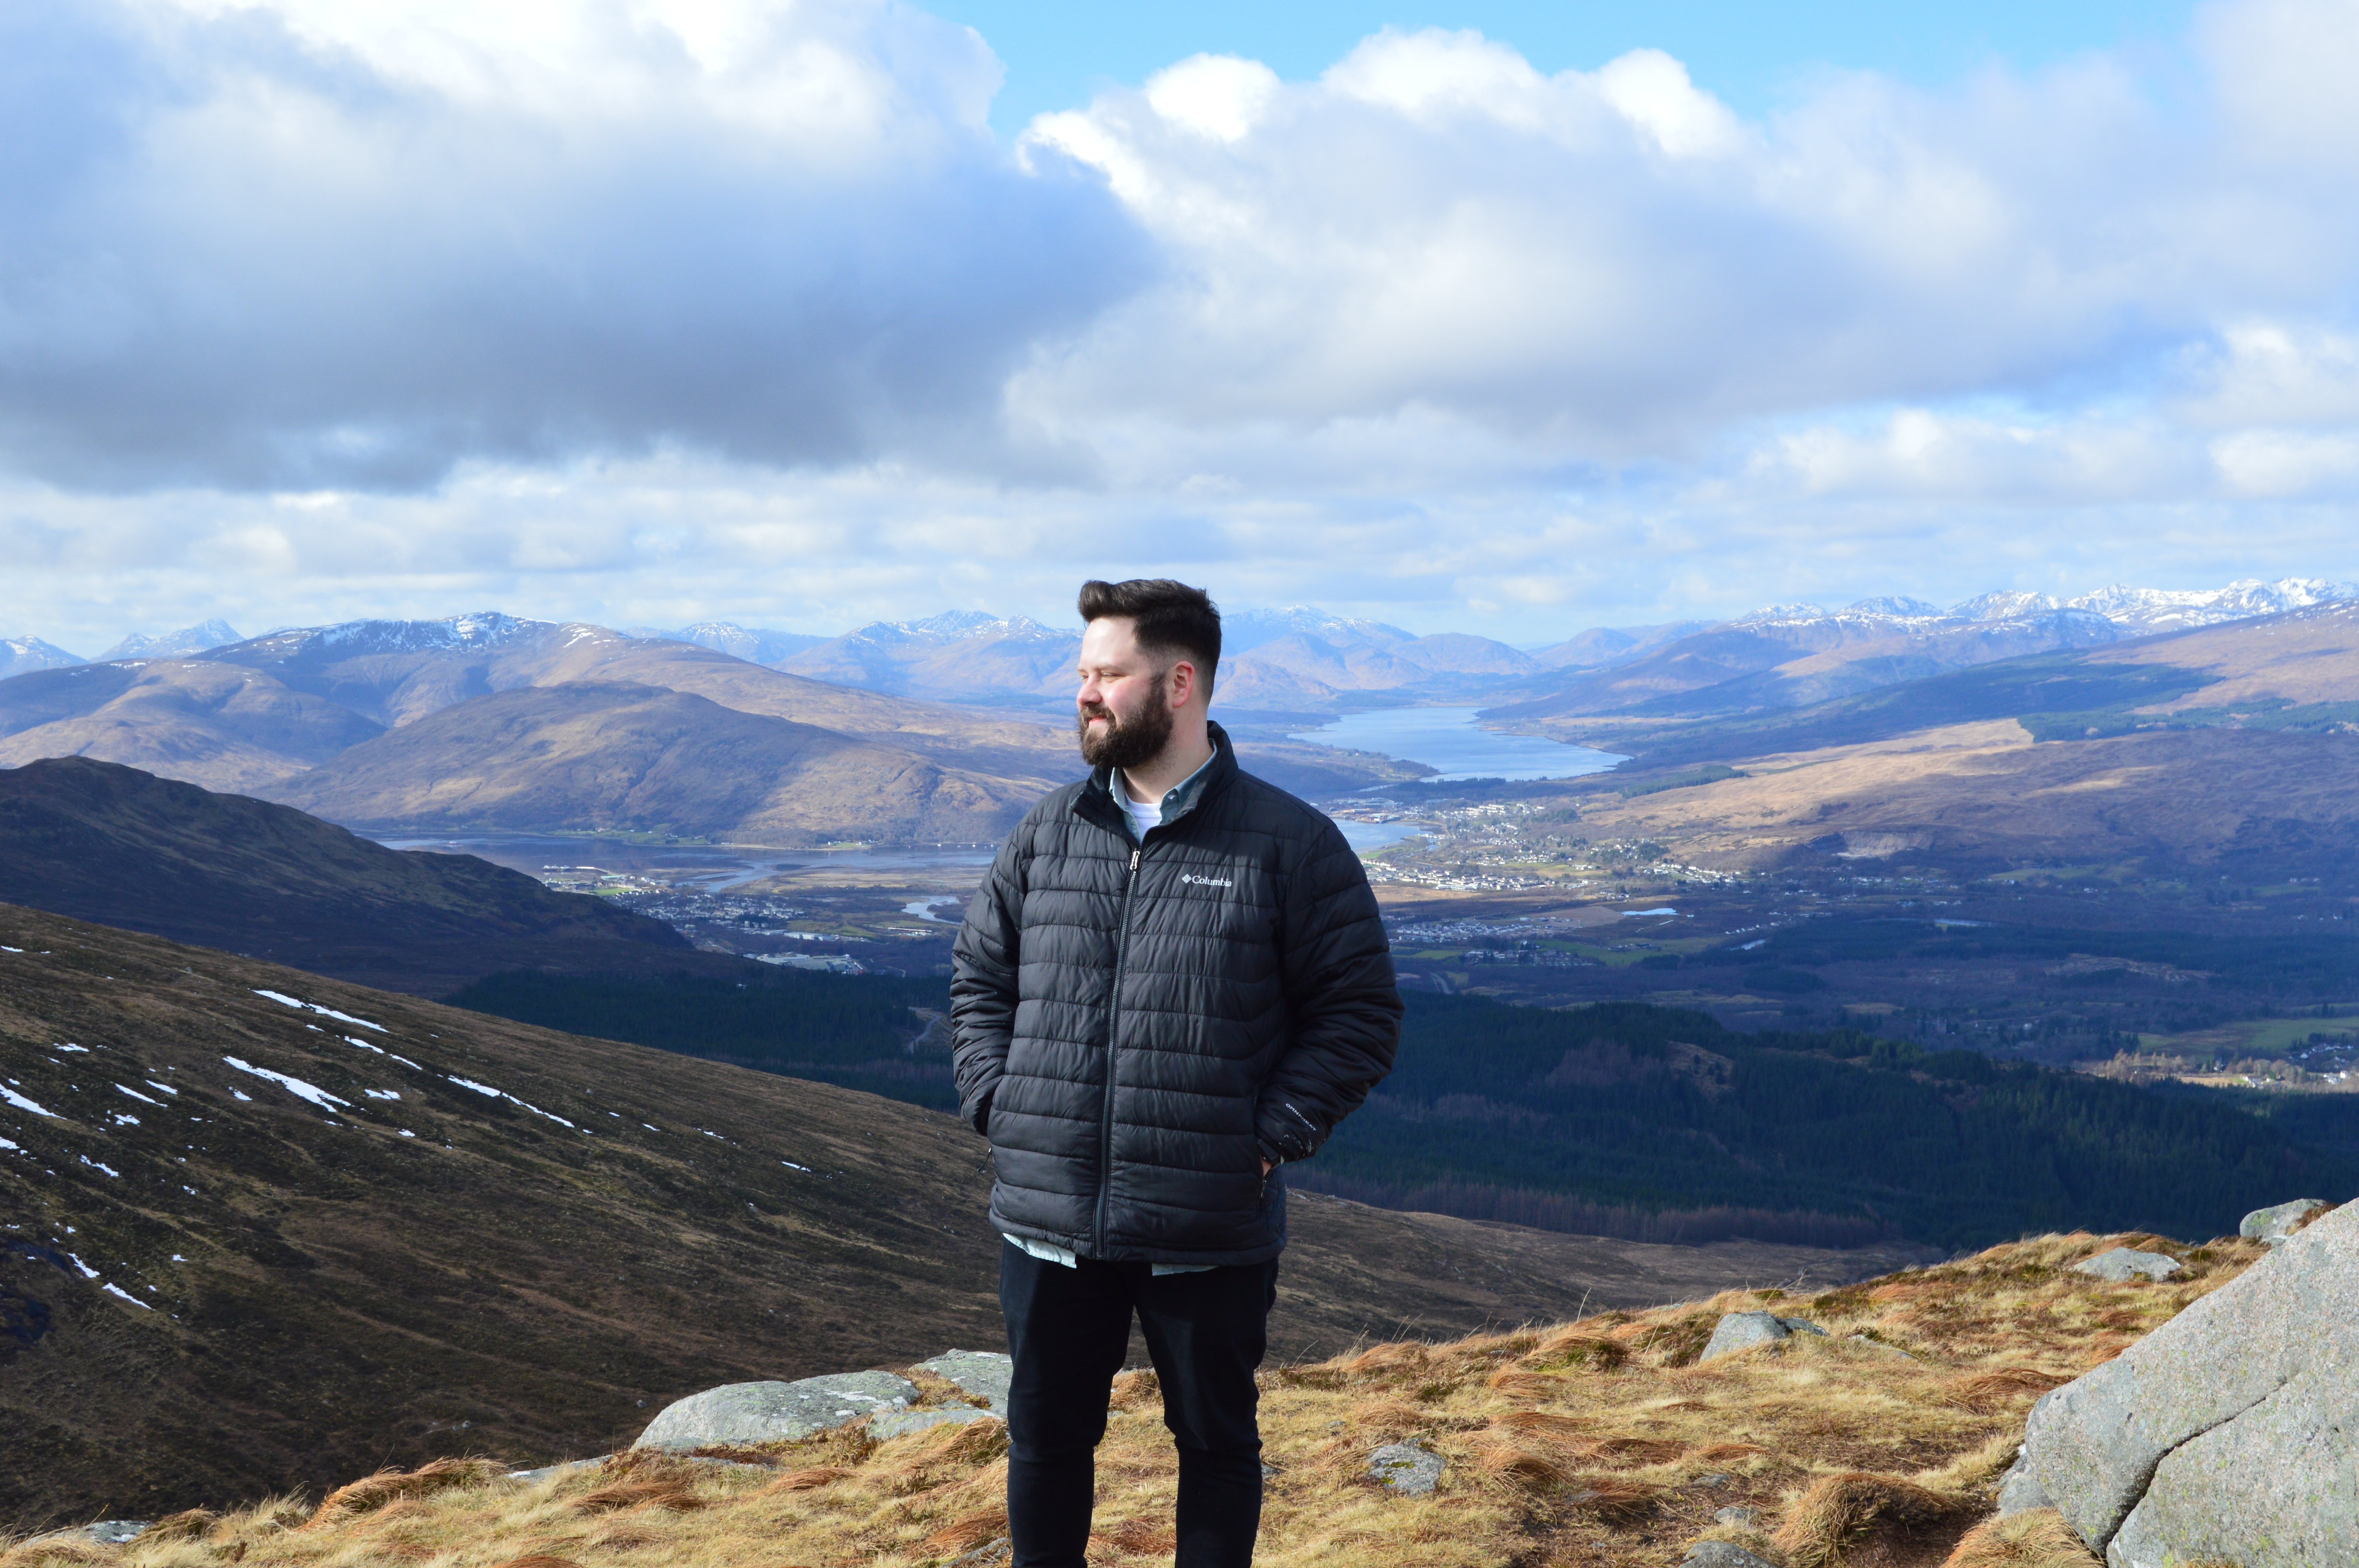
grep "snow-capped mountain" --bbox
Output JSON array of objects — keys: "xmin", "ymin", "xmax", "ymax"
[
  {"xmin": 240, "ymin": 612, "xmax": 555, "ymax": 659},
  {"xmin": 2063, "ymin": 578, "xmax": 2356, "ymax": 632},
  {"xmin": 1, "ymin": 635, "xmax": 84, "ymax": 679},
  {"xmin": 1225, "ymin": 606, "xmax": 1416, "ymax": 654},
  {"xmin": 96, "ymin": 619, "xmax": 245, "ymax": 661},
  {"xmin": 633, "ymin": 621, "xmax": 822, "ymax": 664}
]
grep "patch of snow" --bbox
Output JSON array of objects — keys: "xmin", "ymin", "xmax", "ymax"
[
  {"xmin": 145, "ymin": 1080, "xmax": 178, "ymax": 1096},
  {"xmin": 253, "ymin": 989, "xmax": 387, "ymax": 1031},
  {"xmin": 1, "ymin": 1084, "xmax": 64, "ymax": 1118},
  {"xmin": 643, "ymin": 1123, "xmax": 660, "ymax": 1131},
  {"xmin": 391, "ymin": 1054, "xmax": 422, "ymax": 1070},
  {"xmin": 57, "ymin": 1043, "xmax": 88, "ymax": 1053},
  {"xmin": 448, "ymin": 1075, "xmax": 576, "ymax": 1129},
  {"xmin": 344, "ymin": 1036, "xmax": 386, "ymax": 1055},
  {"xmin": 110, "ymin": 1113, "xmax": 140, "ymax": 1127},
  {"xmin": 100, "ymin": 1282, "xmax": 153, "ymax": 1309},
  {"xmin": 1736, "ymin": 939, "xmax": 1766, "ymax": 951},
  {"xmin": 0, "ymin": 1136, "xmax": 18, "ymax": 1152},
  {"xmin": 172, "ymin": 1254, "xmax": 185, "ymax": 1261},
  {"xmin": 64, "ymin": 1253, "xmax": 99, "ymax": 1279},
  {"xmin": 223, "ymin": 1056, "xmax": 351, "ymax": 1111},
  {"xmin": 782, "ymin": 1160, "xmax": 811, "ymax": 1172},
  {"xmin": 79, "ymin": 1156, "xmax": 120, "ymax": 1176},
  {"xmin": 0, "ymin": 946, "xmax": 19, "ymax": 953},
  {"xmin": 364, "ymin": 1089, "xmax": 400, "ymax": 1100},
  {"xmin": 116, "ymin": 1084, "xmax": 161, "ymax": 1106},
  {"xmin": 231, "ymin": 1089, "xmax": 253, "ymax": 1101}
]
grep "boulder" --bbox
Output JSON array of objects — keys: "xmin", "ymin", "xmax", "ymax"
[
  {"xmin": 918, "ymin": 1349, "xmax": 1012, "ymax": 1414},
  {"xmin": 1368, "ymin": 1443, "xmax": 1445, "ymax": 1495},
  {"xmin": 1682, "ymin": 1544, "xmax": 1776, "ymax": 1568},
  {"xmin": 2240, "ymin": 1198, "xmax": 2328, "ymax": 1247},
  {"xmin": 66, "ymin": 1523, "xmax": 149, "ymax": 1545},
  {"xmin": 1994, "ymin": 1450, "xmax": 2052, "ymax": 1515},
  {"xmin": 2070, "ymin": 1248, "xmax": 2180, "ymax": 1283},
  {"xmin": 1699, "ymin": 1311, "xmax": 1827, "ymax": 1362},
  {"xmin": 1712, "ymin": 1505, "xmax": 1763, "ymax": 1529},
  {"xmin": 634, "ymin": 1372, "xmax": 919, "ymax": 1449},
  {"xmin": 2019, "ymin": 1199, "xmax": 2357, "ymax": 1564},
  {"xmin": 872, "ymin": 1408, "xmax": 1000, "ymax": 1442}
]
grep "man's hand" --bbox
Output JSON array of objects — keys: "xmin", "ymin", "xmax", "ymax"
[{"xmin": 1261, "ymin": 1159, "xmax": 1274, "ymax": 1178}]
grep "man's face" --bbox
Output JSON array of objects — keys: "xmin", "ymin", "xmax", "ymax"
[{"xmin": 1076, "ymin": 617, "xmax": 1176, "ymax": 770}]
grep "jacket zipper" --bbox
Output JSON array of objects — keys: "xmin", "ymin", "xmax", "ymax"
[{"xmin": 1095, "ymin": 842, "xmax": 1142, "ymax": 1254}]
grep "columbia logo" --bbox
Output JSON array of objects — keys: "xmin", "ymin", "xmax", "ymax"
[{"xmin": 1180, "ymin": 874, "xmax": 1234, "ymax": 888}]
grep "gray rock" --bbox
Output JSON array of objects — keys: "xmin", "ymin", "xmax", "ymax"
[
  {"xmin": 2241, "ymin": 1198, "xmax": 2328, "ymax": 1247},
  {"xmin": 634, "ymin": 1372, "xmax": 920, "ymax": 1449},
  {"xmin": 1712, "ymin": 1505, "xmax": 1763, "ymax": 1528},
  {"xmin": 1995, "ymin": 1450, "xmax": 2052, "ymax": 1515},
  {"xmin": 871, "ymin": 1407, "xmax": 1000, "ymax": 1441},
  {"xmin": 507, "ymin": 1457, "xmax": 609, "ymax": 1483},
  {"xmin": 918, "ymin": 1348, "xmax": 1012, "ymax": 1414},
  {"xmin": 2070, "ymin": 1247, "xmax": 2181, "ymax": 1283},
  {"xmin": 1699, "ymin": 1311, "xmax": 1826, "ymax": 1362},
  {"xmin": 950, "ymin": 1539, "xmax": 1011, "ymax": 1565},
  {"xmin": 1683, "ymin": 1544, "xmax": 1777, "ymax": 1568},
  {"xmin": 67, "ymin": 1523, "xmax": 150, "ymax": 1545},
  {"xmin": 1368, "ymin": 1443, "xmax": 1445, "ymax": 1495},
  {"xmin": 2023, "ymin": 1199, "xmax": 2358, "ymax": 1561}
]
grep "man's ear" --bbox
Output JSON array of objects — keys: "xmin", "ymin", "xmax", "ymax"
[{"xmin": 1165, "ymin": 658, "xmax": 1198, "ymax": 710}]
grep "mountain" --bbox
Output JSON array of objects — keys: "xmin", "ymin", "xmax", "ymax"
[
  {"xmin": 269, "ymin": 682, "xmax": 1042, "ymax": 847},
  {"xmin": 0, "ymin": 757, "xmax": 712, "ymax": 995},
  {"xmin": 0, "ymin": 906, "xmax": 1904, "ymax": 1524},
  {"xmin": 1529, "ymin": 620, "xmax": 1710, "ymax": 670},
  {"xmin": 1546, "ymin": 600, "xmax": 2359, "ymax": 876},
  {"xmin": 2065, "ymin": 575, "xmax": 2354, "ymax": 632},
  {"xmin": 1492, "ymin": 599, "xmax": 2123, "ymax": 723},
  {"xmin": 629, "ymin": 622, "xmax": 825, "ymax": 664},
  {"xmin": 0, "ymin": 637, "xmax": 83, "ymax": 681},
  {"xmin": 1223, "ymin": 606, "xmax": 1417, "ymax": 653},
  {"xmin": 778, "ymin": 613, "xmax": 1079, "ymax": 705},
  {"xmin": 94, "ymin": 620, "xmax": 245, "ymax": 662},
  {"xmin": 0, "ymin": 615, "xmax": 1080, "ymax": 838}
]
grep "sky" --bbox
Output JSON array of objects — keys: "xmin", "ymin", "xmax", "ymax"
[{"xmin": 4, "ymin": 0, "xmax": 2359, "ymax": 654}]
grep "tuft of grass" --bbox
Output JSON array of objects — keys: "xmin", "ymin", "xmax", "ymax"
[
  {"xmin": 1943, "ymin": 1508, "xmax": 2103, "ymax": 1566},
  {"xmin": 60, "ymin": 1230, "xmax": 2265, "ymax": 1568}
]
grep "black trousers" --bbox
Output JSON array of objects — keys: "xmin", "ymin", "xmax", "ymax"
[{"xmin": 999, "ymin": 1241, "xmax": 1278, "ymax": 1568}]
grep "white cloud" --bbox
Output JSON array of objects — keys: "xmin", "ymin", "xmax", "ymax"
[{"xmin": 4, "ymin": 0, "xmax": 2359, "ymax": 646}]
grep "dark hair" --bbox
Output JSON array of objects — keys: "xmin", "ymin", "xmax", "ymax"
[{"xmin": 1078, "ymin": 579, "xmax": 1221, "ymax": 690}]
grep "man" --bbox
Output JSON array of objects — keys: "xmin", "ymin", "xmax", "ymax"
[{"xmin": 950, "ymin": 578, "xmax": 1402, "ymax": 1568}]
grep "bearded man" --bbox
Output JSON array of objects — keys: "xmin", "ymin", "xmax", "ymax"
[{"xmin": 949, "ymin": 578, "xmax": 1402, "ymax": 1568}]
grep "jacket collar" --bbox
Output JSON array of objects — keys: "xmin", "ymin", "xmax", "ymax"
[{"xmin": 1080, "ymin": 721, "xmax": 1239, "ymax": 837}]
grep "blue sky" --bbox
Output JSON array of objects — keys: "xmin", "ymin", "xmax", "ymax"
[
  {"xmin": 3, "ymin": 0, "xmax": 2357, "ymax": 653},
  {"xmin": 947, "ymin": 0, "xmax": 2195, "ymax": 131}
]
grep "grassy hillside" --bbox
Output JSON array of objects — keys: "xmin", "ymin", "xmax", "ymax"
[
  {"xmin": 447, "ymin": 975, "xmax": 2359, "ymax": 1253},
  {"xmin": 0, "ymin": 758, "xmax": 718, "ymax": 995},
  {"xmin": 6, "ymin": 906, "xmax": 1884, "ymax": 1529},
  {"xmin": 27, "ymin": 1229, "xmax": 2276, "ymax": 1568}
]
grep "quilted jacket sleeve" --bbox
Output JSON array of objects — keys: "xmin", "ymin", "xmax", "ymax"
[
  {"xmin": 949, "ymin": 827, "xmax": 1027, "ymax": 1137},
  {"xmin": 1255, "ymin": 817, "xmax": 1403, "ymax": 1162}
]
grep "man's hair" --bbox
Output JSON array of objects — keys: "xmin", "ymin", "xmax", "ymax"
[{"xmin": 1078, "ymin": 579, "xmax": 1221, "ymax": 692}]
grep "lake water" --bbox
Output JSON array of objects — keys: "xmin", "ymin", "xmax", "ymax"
[
  {"xmin": 373, "ymin": 833, "xmax": 998, "ymax": 890},
  {"xmin": 1289, "ymin": 706, "xmax": 1627, "ymax": 782}
]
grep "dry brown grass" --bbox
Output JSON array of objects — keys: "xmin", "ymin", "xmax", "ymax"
[
  {"xmin": 1939, "ymin": 1508, "xmax": 2101, "ymax": 1566},
  {"xmin": 49, "ymin": 1229, "xmax": 2261, "ymax": 1568}
]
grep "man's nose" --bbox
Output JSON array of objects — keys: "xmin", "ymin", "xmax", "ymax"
[{"xmin": 1077, "ymin": 674, "xmax": 1101, "ymax": 705}]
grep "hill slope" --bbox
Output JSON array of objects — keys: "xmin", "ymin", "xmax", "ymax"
[
  {"xmin": 0, "ymin": 758, "xmax": 716, "ymax": 995},
  {"xmin": 0, "ymin": 907, "xmax": 1916, "ymax": 1527}
]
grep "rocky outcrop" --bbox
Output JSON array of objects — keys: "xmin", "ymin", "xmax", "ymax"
[
  {"xmin": 919, "ymin": 1350, "xmax": 1012, "ymax": 1414},
  {"xmin": 2240, "ymin": 1198, "xmax": 2328, "ymax": 1247},
  {"xmin": 1368, "ymin": 1444, "xmax": 1445, "ymax": 1495},
  {"xmin": 1699, "ymin": 1311, "xmax": 1827, "ymax": 1361},
  {"xmin": 2070, "ymin": 1248, "xmax": 2180, "ymax": 1283},
  {"xmin": 635, "ymin": 1372, "xmax": 920, "ymax": 1449},
  {"xmin": 2014, "ymin": 1205, "xmax": 2357, "ymax": 1566}
]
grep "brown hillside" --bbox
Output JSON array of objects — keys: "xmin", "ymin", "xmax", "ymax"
[
  {"xmin": 0, "ymin": 757, "xmax": 714, "ymax": 995},
  {"xmin": 264, "ymin": 683, "xmax": 1039, "ymax": 846},
  {"xmin": 29, "ymin": 1230, "xmax": 2272, "ymax": 1568},
  {"xmin": 0, "ymin": 907, "xmax": 1911, "ymax": 1529},
  {"xmin": 1568, "ymin": 718, "xmax": 2359, "ymax": 870},
  {"xmin": 0, "ymin": 662, "xmax": 382, "ymax": 793}
]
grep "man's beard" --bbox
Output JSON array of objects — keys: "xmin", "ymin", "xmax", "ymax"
[{"xmin": 1076, "ymin": 695, "xmax": 1174, "ymax": 771}]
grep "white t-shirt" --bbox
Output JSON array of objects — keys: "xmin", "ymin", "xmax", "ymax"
[{"xmin": 1118, "ymin": 784, "xmax": 1161, "ymax": 841}]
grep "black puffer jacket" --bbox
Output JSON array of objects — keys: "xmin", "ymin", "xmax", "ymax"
[{"xmin": 949, "ymin": 725, "xmax": 1401, "ymax": 1265}]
